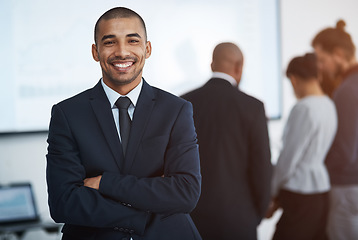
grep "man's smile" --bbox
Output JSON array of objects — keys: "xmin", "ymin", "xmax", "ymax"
[{"xmin": 112, "ymin": 61, "xmax": 134, "ymax": 71}]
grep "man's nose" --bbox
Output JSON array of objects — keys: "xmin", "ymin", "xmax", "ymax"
[{"xmin": 114, "ymin": 42, "xmax": 130, "ymax": 58}]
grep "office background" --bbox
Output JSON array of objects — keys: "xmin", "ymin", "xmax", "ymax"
[
  {"xmin": 0, "ymin": 0, "xmax": 280, "ymax": 133},
  {"xmin": 1, "ymin": 0, "xmax": 358, "ymax": 239}
]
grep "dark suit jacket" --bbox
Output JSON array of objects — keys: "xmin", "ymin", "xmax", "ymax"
[
  {"xmin": 181, "ymin": 78, "xmax": 272, "ymax": 240},
  {"xmin": 46, "ymin": 80, "xmax": 202, "ymax": 240}
]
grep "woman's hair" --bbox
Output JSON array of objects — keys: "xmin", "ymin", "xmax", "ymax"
[
  {"xmin": 311, "ymin": 19, "xmax": 355, "ymax": 60},
  {"xmin": 286, "ymin": 53, "xmax": 318, "ymax": 80}
]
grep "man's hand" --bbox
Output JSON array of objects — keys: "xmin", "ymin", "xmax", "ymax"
[
  {"xmin": 265, "ymin": 197, "xmax": 280, "ymax": 218},
  {"xmin": 84, "ymin": 175, "xmax": 102, "ymax": 190}
]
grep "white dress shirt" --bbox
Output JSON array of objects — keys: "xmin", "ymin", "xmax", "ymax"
[
  {"xmin": 101, "ymin": 79, "xmax": 142, "ymax": 140},
  {"xmin": 212, "ymin": 72, "xmax": 237, "ymax": 86},
  {"xmin": 101, "ymin": 79, "xmax": 142, "ymax": 240},
  {"xmin": 271, "ymin": 95, "xmax": 337, "ymax": 197}
]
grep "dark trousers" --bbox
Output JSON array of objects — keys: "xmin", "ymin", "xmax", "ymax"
[{"xmin": 273, "ymin": 189, "xmax": 329, "ymax": 240}]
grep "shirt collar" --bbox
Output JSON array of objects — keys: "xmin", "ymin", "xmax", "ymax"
[
  {"xmin": 212, "ymin": 72, "xmax": 237, "ymax": 86},
  {"xmin": 101, "ymin": 78, "xmax": 142, "ymax": 108}
]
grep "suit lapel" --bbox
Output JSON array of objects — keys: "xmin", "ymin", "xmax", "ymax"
[
  {"xmin": 123, "ymin": 80, "xmax": 156, "ymax": 172},
  {"xmin": 89, "ymin": 81, "xmax": 124, "ymax": 170}
]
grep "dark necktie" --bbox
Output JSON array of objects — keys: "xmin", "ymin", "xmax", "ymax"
[{"xmin": 115, "ymin": 96, "xmax": 132, "ymax": 156}]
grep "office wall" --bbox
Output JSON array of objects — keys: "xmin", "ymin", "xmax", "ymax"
[
  {"xmin": 0, "ymin": 0, "xmax": 281, "ymax": 133},
  {"xmin": 1, "ymin": 1, "xmax": 358, "ymax": 239},
  {"xmin": 0, "ymin": 133, "xmax": 58, "ymax": 239}
]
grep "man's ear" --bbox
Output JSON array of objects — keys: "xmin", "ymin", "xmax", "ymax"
[
  {"xmin": 235, "ymin": 63, "xmax": 243, "ymax": 76},
  {"xmin": 92, "ymin": 44, "xmax": 99, "ymax": 62},
  {"xmin": 234, "ymin": 62, "xmax": 243, "ymax": 81},
  {"xmin": 145, "ymin": 41, "xmax": 152, "ymax": 59}
]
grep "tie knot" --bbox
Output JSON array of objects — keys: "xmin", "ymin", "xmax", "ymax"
[{"xmin": 115, "ymin": 97, "xmax": 132, "ymax": 110}]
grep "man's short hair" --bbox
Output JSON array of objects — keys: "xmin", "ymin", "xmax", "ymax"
[
  {"xmin": 312, "ymin": 20, "xmax": 355, "ymax": 60},
  {"xmin": 94, "ymin": 7, "xmax": 147, "ymax": 44}
]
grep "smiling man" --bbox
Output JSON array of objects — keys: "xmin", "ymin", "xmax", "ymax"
[
  {"xmin": 92, "ymin": 13, "xmax": 150, "ymax": 94},
  {"xmin": 46, "ymin": 7, "xmax": 201, "ymax": 240}
]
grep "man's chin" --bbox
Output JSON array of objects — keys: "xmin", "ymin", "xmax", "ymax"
[
  {"xmin": 322, "ymin": 71, "xmax": 336, "ymax": 83},
  {"xmin": 320, "ymin": 71, "xmax": 343, "ymax": 96},
  {"xmin": 104, "ymin": 69, "xmax": 142, "ymax": 87},
  {"xmin": 109, "ymin": 75, "xmax": 137, "ymax": 86},
  {"xmin": 114, "ymin": 79, "xmax": 135, "ymax": 86}
]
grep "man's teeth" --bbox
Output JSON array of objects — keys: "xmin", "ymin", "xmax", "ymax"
[{"xmin": 114, "ymin": 63, "xmax": 132, "ymax": 68}]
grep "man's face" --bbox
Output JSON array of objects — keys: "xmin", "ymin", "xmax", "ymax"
[
  {"xmin": 314, "ymin": 44, "xmax": 344, "ymax": 82},
  {"xmin": 92, "ymin": 17, "xmax": 151, "ymax": 92}
]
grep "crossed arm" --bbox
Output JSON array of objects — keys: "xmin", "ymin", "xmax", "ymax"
[{"xmin": 46, "ymin": 101, "xmax": 201, "ymax": 232}]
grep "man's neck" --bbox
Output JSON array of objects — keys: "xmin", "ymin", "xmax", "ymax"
[{"xmin": 103, "ymin": 77, "xmax": 142, "ymax": 95}]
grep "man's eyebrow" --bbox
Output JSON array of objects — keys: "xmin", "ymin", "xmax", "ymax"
[
  {"xmin": 127, "ymin": 33, "xmax": 141, "ymax": 38},
  {"xmin": 101, "ymin": 34, "xmax": 116, "ymax": 42},
  {"xmin": 101, "ymin": 33, "xmax": 142, "ymax": 42}
]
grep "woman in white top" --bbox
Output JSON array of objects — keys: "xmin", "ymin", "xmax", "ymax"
[{"xmin": 267, "ymin": 53, "xmax": 337, "ymax": 240}]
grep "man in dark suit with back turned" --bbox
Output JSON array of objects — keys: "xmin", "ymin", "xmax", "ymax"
[
  {"xmin": 181, "ymin": 42, "xmax": 272, "ymax": 240},
  {"xmin": 46, "ymin": 7, "xmax": 201, "ymax": 240}
]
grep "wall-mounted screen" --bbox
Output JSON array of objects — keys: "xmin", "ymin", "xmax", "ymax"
[{"xmin": 0, "ymin": 0, "xmax": 281, "ymax": 133}]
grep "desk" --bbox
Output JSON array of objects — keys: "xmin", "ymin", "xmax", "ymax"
[{"xmin": 0, "ymin": 222, "xmax": 61, "ymax": 240}]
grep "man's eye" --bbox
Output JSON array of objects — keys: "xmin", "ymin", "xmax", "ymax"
[
  {"xmin": 104, "ymin": 41, "xmax": 114, "ymax": 45},
  {"xmin": 129, "ymin": 39, "xmax": 139, "ymax": 43}
]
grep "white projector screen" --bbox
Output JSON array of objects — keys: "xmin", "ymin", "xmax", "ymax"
[{"xmin": 0, "ymin": 0, "xmax": 281, "ymax": 133}]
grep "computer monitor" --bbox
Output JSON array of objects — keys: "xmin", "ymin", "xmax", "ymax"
[{"xmin": 0, "ymin": 183, "xmax": 40, "ymax": 225}]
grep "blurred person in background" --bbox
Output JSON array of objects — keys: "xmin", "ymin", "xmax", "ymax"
[
  {"xmin": 312, "ymin": 20, "xmax": 358, "ymax": 240},
  {"xmin": 267, "ymin": 53, "xmax": 337, "ymax": 240},
  {"xmin": 181, "ymin": 42, "xmax": 272, "ymax": 240}
]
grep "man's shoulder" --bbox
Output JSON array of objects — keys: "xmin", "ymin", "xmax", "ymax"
[
  {"xmin": 56, "ymin": 88, "xmax": 93, "ymax": 107},
  {"xmin": 146, "ymin": 87, "xmax": 193, "ymax": 120},
  {"xmin": 151, "ymin": 85, "xmax": 184, "ymax": 100},
  {"xmin": 54, "ymin": 82, "xmax": 101, "ymax": 110},
  {"xmin": 236, "ymin": 89, "xmax": 264, "ymax": 108},
  {"xmin": 180, "ymin": 80, "xmax": 264, "ymax": 110},
  {"xmin": 333, "ymin": 74, "xmax": 358, "ymax": 106},
  {"xmin": 337, "ymin": 73, "xmax": 358, "ymax": 93},
  {"xmin": 180, "ymin": 78, "xmax": 230, "ymax": 100},
  {"xmin": 180, "ymin": 87, "xmax": 203, "ymax": 101}
]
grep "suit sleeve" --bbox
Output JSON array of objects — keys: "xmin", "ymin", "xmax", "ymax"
[
  {"xmin": 248, "ymin": 103, "xmax": 272, "ymax": 219},
  {"xmin": 99, "ymin": 101, "xmax": 202, "ymax": 215},
  {"xmin": 46, "ymin": 104, "xmax": 149, "ymax": 234}
]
